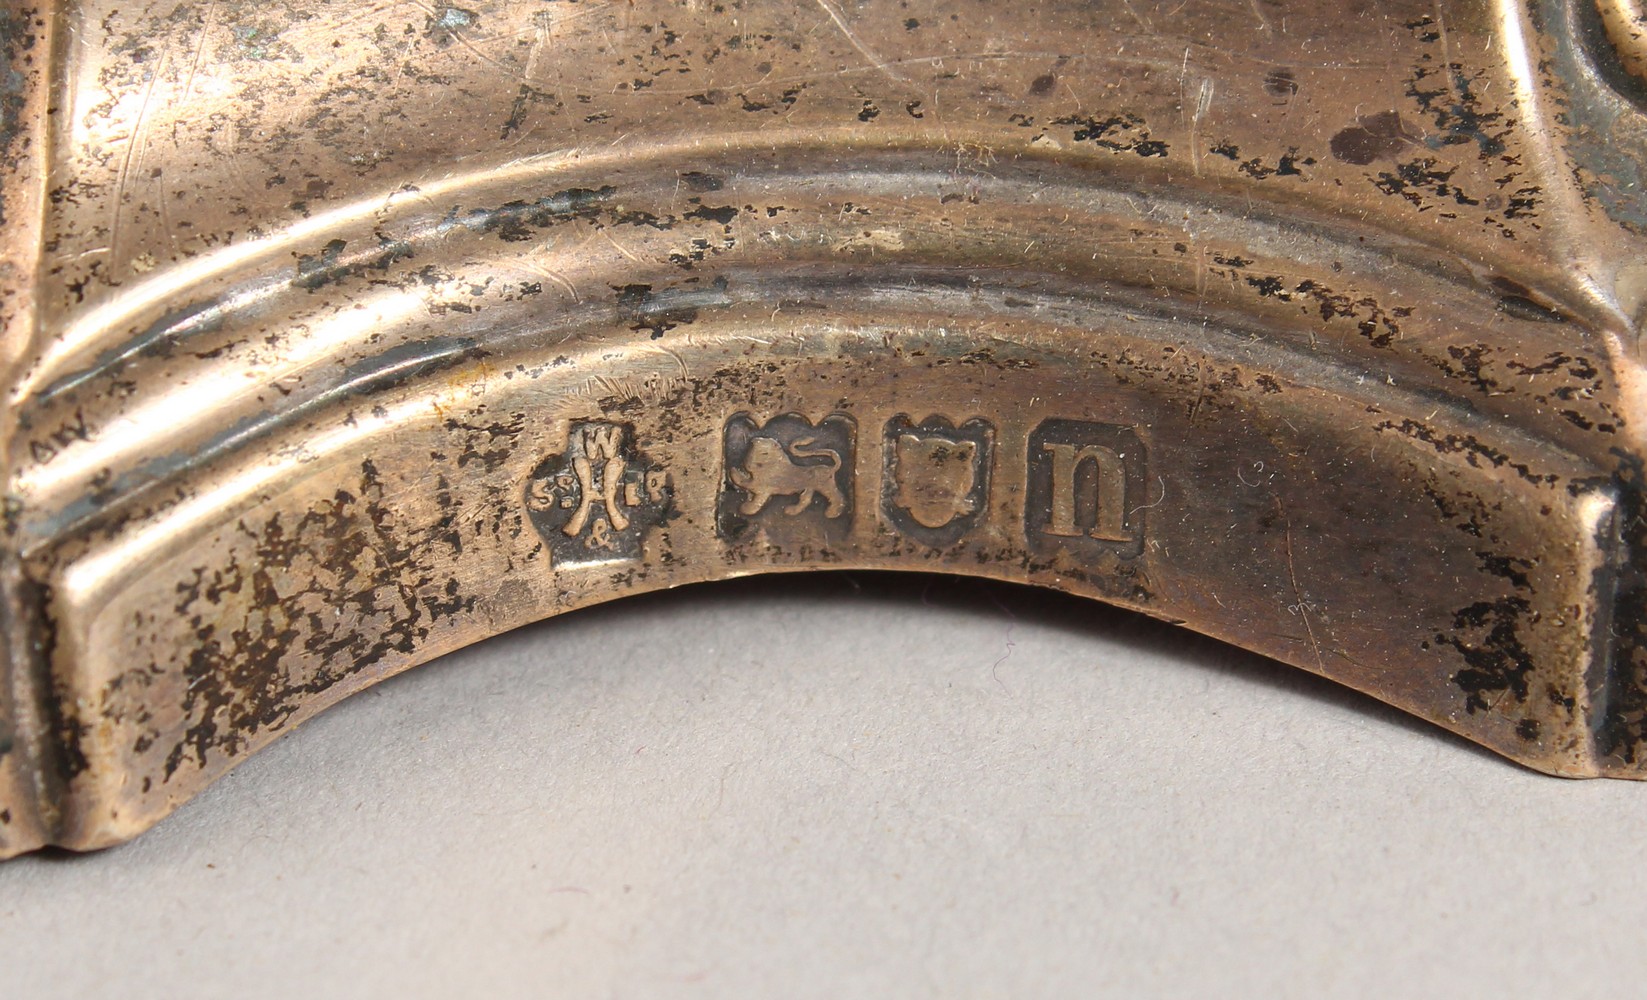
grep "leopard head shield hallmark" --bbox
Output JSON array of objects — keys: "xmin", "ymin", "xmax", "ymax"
[
  {"xmin": 526, "ymin": 421, "xmax": 674, "ymax": 565},
  {"xmin": 883, "ymin": 415, "xmax": 994, "ymax": 548},
  {"xmin": 717, "ymin": 412, "xmax": 856, "ymax": 544}
]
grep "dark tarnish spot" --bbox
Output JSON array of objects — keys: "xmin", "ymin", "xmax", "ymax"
[
  {"xmin": 1223, "ymin": 273, "xmax": 1406, "ymax": 348},
  {"xmin": 1052, "ymin": 114, "xmax": 1169, "ymax": 157},
  {"xmin": 1330, "ymin": 111, "xmax": 1412, "ymax": 165},
  {"xmin": 1507, "ymin": 351, "xmax": 1599, "ymax": 381},
  {"xmin": 1446, "ymin": 597, "xmax": 1538, "ymax": 714},
  {"xmin": 682, "ymin": 203, "xmax": 739, "ymax": 226},
  {"xmin": 500, "ymin": 84, "xmax": 560, "ymax": 140},
  {"xmin": 33, "ymin": 579, "xmax": 92, "ymax": 785},
  {"xmin": 1233, "ymin": 149, "xmax": 1315, "ymax": 180},
  {"xmin": 438, "ymin": 185, "xmax": 616, "ymax": 242},
  {"xmin": 1596, "ymin": 450, "xmax": 1647, "ymax": 764},
  {"xmin": 1374, "ymin": 158, "xmax": 1479, "ymax": 208},
  {"xmin": 294, "ymin": 238, "xmax": 347, "ymax": 287},
  {"xmin": 0, "ymin": 5, "xmax": 41, "ymax": 189},
  {"xmin": 442, "ymin": 412, "xmax": 527, "ymax": 473},
  {"xmin": 615, "ymin": 275, "xmax": 732, "ymax": 338},
  {"xmin": 1246, "ymin": 275, "xmax": 1287, "ymax": 298},
  {"xmin": 1477, "ymin": 552, "xmax": 1535, "ymax": 591},
  {"xmin": 1029, "ymin": 73, "xmax": 1057, "ymax": 96},
  {"xmin": 1406, "ymin": 61, "xmax": 1509, "ymax": 158},
  {"xmin": 1436, "ymin": 342, "xmax": 1502, "ymax": 395},
  {"xmin": 293, "ymin": 236, "xmax": 415, "ymax": 291},
  {"xmin": 1374, "ymin": 418, "xmax": 1559, "ymax": 486},
  {"xmin": 163, "ymin": 459, "xmax": 478, "ymax": 780},
  {"xmin": 679, "ymin": 171, "xmax": 725, "ymax": 192}
]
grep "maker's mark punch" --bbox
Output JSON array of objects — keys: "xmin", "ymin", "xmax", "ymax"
[{"xmin": 526, "ymin": 422, "xmax": 673, "ymax": 565}]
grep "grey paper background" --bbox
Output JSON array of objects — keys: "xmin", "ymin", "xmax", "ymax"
[{"xmin": 3, "ymin": 573, "xmax": 1644, "ymax": 998}]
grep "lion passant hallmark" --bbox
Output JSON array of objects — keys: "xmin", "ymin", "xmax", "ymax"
[{"xmin": 717, "ymin": 412, "xmax": 857, "ymax": 543}]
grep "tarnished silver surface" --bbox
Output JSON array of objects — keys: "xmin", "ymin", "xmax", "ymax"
[{"xmin": 3, "ymin": 0, "xmax": 1647, "ymax": 857}]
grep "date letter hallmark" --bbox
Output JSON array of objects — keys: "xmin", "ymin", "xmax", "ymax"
[
  {"xmin": 1026, "ymin": 419, "xmax": 1147, "ymax": 558},
  {"xmin": 526, "ymin": 421, "xmax": 673, "ymax": 565},
  {"xmin": 883, "ymin": 415, "xmax": 994, "ymax": 548},
  {"xmin": 717, "ymin": 412, "xmax": 856, "ymax": 543}
]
